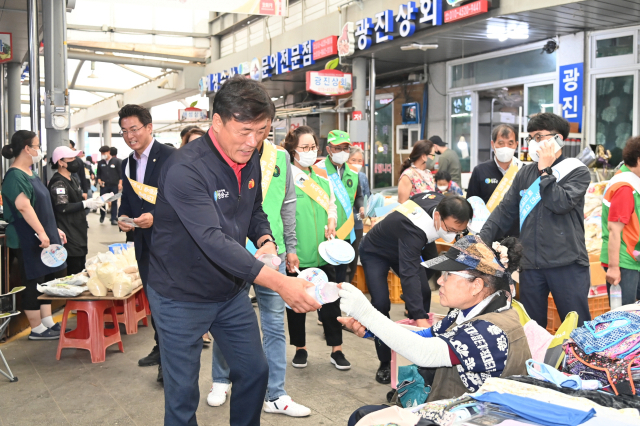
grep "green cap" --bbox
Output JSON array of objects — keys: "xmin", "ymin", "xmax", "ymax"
[{"xmin": 327, "ymin": 130, "xmax": 351, "ymax": 145}]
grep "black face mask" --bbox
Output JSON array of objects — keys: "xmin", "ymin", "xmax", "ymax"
[{"xmin": 65, "ymin": 159, "xmax": 80, "ymax": 173}]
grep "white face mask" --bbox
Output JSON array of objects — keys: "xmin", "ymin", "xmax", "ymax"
[
  {"xmin": 528, "ymin": 136, "xmax": 561, "ymax": 162},
  {"xmin": 29, "ymin": 147, "xmax": 43, "ymax": 165},
  {"xmin": 330, "ymin": 150, "xmax": 349, "ymax": 165},
  {"xmin": 350, "ymin": 163, "xmax": 362, "ymax": 173},
  {"xmin": 296, "ymin": 150, "xmax": 317, "ymax": 168},
  {"xmin": 494, "ymin": 147, "xmax": 516, "ymax": 163},
  {"xmin": 435, "ymin": 214, "xmax": 457, "ymax": 243},
  {"xmin": 437, "ymin": 185, "xmax": 448, "ymax": 192}
]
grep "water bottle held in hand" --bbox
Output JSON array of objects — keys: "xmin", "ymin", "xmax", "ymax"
[
  {"xmin": 610, "ymin": 285, "xmax": 622, "ymax": 310},
  {"xmin": 306, "ymin": 282, "xmax": 340, "ymax": 305},
  {"xmin": 258, "ymin": 254, "xmax": 281, "ymax": 270}
]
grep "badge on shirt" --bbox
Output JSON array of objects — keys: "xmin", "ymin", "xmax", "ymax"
[
  {"xmin": 248, "ymin": 179, "xmax": 255, "ymax": 189},
  {"xmin": 56, "ymin": 188, "xmax": 66, "ymax": 194},
  {"xmin": 110, "ymin": 164, "xmax": 115, "ymax": 168}
]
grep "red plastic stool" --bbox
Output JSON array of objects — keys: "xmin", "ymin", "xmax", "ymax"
[
  {"xmin": 56, "ymin": 300, "xmax": 124, "ymax": 363},
  {"xmin": 105, "ymin": 290, "xmax": 149, "ymax": 334},
  {"xmin": 141, "ymin": 288, "xmax": 151, "ymax": 316}
]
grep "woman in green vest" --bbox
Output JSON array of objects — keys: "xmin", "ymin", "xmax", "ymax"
[{"xmin": 283, "ymin": 126, "xmax": 352, "ymax": 371}]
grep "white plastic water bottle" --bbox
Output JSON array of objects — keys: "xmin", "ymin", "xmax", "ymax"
[
  {"xmin": 258, "ymin": 254, "xmax": 281, "ymax": 270},
  {"xmin": 306, "ymin": 282, "xmax": 340, "ymax": 305},
  {"xmin": 610, "ymin": 285, "xmax": 622, "ymax": 310}
]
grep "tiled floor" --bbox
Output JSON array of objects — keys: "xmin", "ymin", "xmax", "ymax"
[{"xmin": 0, "ymin": 212, "xmax": 447, "ymax": 426}]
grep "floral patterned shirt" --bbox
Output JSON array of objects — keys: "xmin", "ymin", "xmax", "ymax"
[
  {"xmin": 431, "ymin": 309, "xmax": 509, "ymax": 393},
  {"xmin": 400, "ymin": 165, "xmax": 436, "ymax": 197}
]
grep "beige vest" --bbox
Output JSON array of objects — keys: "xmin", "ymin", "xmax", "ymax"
[{"xmin": 427, "ymin": 308, "xmax": 530, "ymax": 402}]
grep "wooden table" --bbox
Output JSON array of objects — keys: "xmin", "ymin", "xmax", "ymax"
[{"xmin": 38, "ymin": 285, "xmax": 143, "ymax": 301}]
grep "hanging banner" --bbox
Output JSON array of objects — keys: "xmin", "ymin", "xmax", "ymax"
[
  {"xmin": 559, "ymin": 63, "xmax": 584, "ymax": 132},
  {"xmin": 306, "ymin": 70, "xmax": 353, "ymax": 96},
  {"xmin": 98, "ymin": 0, "xmax": 288, "ymax": 16},
  {"xmin": 0, "ymin": 33, "xmax": 12, "ymax": 64}
]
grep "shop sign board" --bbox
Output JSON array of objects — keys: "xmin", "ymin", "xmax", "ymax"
[
  {"xmin": 313, "ymin": 36, "xmax": 338, "ymax": 61},
  {"xmin": 352, "ymin": 111, "xmax": 363, "ymax": 121},
  {"xmin": 207, "ymin": 40, "xmax": 315, "ymax": 92},
  {"xmin": 559, "ymin": 63, "xmax": 583, "ymax": 132},
  {"xmin": 109, "ymin": 0, "xmax": 288, "ymax": 17},
  {"xmin": 0, "ymin": 33, "xmax": 12, "ymax": 64},
  {"xmin": 352, "ymin": 142, "xmax": 365, "ymax": 151},
  {"xmin": 443, "ymin": 0, "xmax": 488, "ymax": 23},
  {"xmin": 179, "ymin": 108, "xmax": 208, "ymax": 121},
  {"xmin": 341, "ymin": 0, "xmax": 442, "ymax": 55},
  {"xmin": 306, "ymin": 70, "xmax": 353, "ymax": 96},
  {"xmin": 338, "ymin": 23, "xmax": 356, "ymax": 58}
]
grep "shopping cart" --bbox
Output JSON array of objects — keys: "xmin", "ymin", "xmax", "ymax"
[{"xmin": 0, "ymin": 286, "xmax": 25, "ymax": 382}]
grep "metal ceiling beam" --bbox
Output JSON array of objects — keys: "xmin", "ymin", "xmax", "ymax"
[
  {"xmin": 67, "ymin": 24, "xmax": 210, "ymax": 39},
  {"xmin": 21, "ymin": 100, "xmax": 90, "ymax": 108},
  {"xmin": 72, "ymin": 85, "xmax": 126, "ymax": 94},
  {"xmin": 69, "ymin": 60, "xmax": 85, "ymax": 89},
  {"xmin": 117, "ymin": 64, "xmax": 152, "ymax": 80},
  {"xmin": 68, "ymin": 51, "xmax": 188, "ymax": 70},
  {"xmin": 68, "ymin": 44, "xmax": 206, "ymax": 63}
]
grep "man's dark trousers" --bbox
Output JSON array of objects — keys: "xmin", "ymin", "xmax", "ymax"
[
  {"xmin": 147, "ymin": 285, "xmax": 268, "ymax": 426},
  {"xmin": 520, "ymin": 263, "xmax": 591, "ymax": 329},
  {"xmin": 99, "ymin": 185, "xmax": 118, "ymax": 222}
]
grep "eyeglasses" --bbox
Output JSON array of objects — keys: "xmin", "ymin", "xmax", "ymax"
[
  {"xmin": 297, "ymin": 145, "xmax": 317, "ymax": 153},
  {"xmin": 524, "ymin": 133, "xmax": 557, "ymax": 144},
  {"xmin": 442, "ymin": 271, "xmax": 475, "ymax": 281},
  {"xmin": 119, "ymin": 125, "xmax": 148, "ymax": 137},
  {"xmin": 329, "ymin": 145, "xmax": 350, "ymax": 153},
  {"xmin": 442, "ymin": 219, "xmax": 468, "ymax": 237}
]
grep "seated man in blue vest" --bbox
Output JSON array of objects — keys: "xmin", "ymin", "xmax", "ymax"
[{"xmin": 479, "ymin": 113, "xmax": 591, "ymax": 328}]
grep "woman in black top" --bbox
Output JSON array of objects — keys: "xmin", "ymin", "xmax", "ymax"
[{"xmin": 48, "ymin": 147, "xmax": 104, "ymax": 274}]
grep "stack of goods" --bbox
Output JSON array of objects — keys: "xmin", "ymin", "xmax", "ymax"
[
  {"xmin": 584, "ymin": 181, "xmax": 607, "ymax": 255},
  {"xmin": 318, "ymin": 237, "xmax": 355, "ymax": 266},
  {"xmin": 37, "ymin": 274, "xmax": 90, "ymax": 297},
  {"xmin": 565, "ymin": 309, "xmax": 640, "ymax": 397},
  {"xmin": 85, "ymin": 248, "xmax": 141, "ymax": 297}
]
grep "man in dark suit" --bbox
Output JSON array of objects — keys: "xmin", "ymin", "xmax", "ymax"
[{"xmin": 116, "ymin": 104, "xmax": 175, "ymax": 383}]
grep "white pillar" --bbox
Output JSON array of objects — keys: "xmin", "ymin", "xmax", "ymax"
[{"xmin": 103, "ymin": 120, "xmax": 111, "ymax": 147}]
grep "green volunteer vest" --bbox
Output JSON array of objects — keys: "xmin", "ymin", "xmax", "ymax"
[
  {"xmin": 261, "ymin": 148, "xmax": 288, "ymax": 255},
  {"xmin": 294, "ymin": 167, "xmax": 331, "ymax": 268},
  {"xmin": 324, "ymin": 158, "xmax": 359, "ymax": 241},
  {"xmin": 600, "ymin": 164, "xmax": 640, "ymax": 271}
]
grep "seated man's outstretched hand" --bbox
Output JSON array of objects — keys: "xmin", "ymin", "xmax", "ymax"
[
  {"xmin": 337, "ymin": 317, "xmax": 367, "ymax": 338},
  {"xmin": 338, "ymin": 282, "xmax": 374, "ymax": 322}
]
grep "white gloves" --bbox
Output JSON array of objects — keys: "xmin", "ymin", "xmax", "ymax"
[
  {"xmin": 83, "ymin": 198, "xmax": 105, "ymax": 210},
  {"xmin": 338, "ymin": 283, "xmax": 378, "ymax": 327}
]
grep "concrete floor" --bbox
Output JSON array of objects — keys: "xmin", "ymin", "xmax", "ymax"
[{"xmin": 0, "ymin": 211, "xmax": 447, "ymax": 426}]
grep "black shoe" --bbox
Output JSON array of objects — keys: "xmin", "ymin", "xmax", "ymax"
[
  {"xmin": 157, "ymin": 364, "xmax": 163, "ymax": 383},
  {"xmin": 139, "ymin": 345, "xmax": 161, "ymax": 367},
  {"xmin": 99, "ymin": 216, "xmax": 105, "ymax": 223},
  {"xmin": 111, "ymin": 220, "xmax": 118, "ymax": 226},
  {"xmin": 291, "ymin": 349, "xmax": 308, "ymax": 368},
  {"xmin": 330, "ymin": 351, "xmax": 351, "ymax": 370},
  {"xmin": 376, "ymin": 363, "xmax": 391, "ymax": 384}
]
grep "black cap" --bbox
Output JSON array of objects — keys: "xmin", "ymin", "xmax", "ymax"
[
  {"xmin": 99, "ymin": 146, "xmax": 110, "ymax": 153},
  {"xmin": 429, "ymin": 135, "xmax": 446, "ymax": 147}
]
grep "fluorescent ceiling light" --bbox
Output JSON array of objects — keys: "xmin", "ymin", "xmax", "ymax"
[
  {"xmin": 487, "ymin": 22, "xmax": 529, "ymax": 42},
  {"xmin": 400, "ymin": 43, "xmax": 438, "ymax": 51}
]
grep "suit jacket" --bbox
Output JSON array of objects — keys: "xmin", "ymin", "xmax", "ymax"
[{"xmin": 119, "ymin": 140, "xmax": 175, "ymax": 283}]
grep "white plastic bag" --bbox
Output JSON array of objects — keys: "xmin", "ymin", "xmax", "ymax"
[
  {"xmin": 97, "ymin": 262, "xmax": 120, "ymax": 289},
  {"xmin": 37, "ymin": 284, "xmax": 87, "ymax": 297},
  {"xmin": 112, "ymin": 273, "xmax": 134, "ymax": 297},
  {"xmin": 87, "ymin": 276, "xmax": 107, "ymax": 297}
]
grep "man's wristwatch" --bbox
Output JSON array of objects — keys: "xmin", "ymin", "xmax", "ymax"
[
  {"xmin": 539, "ymin": 167, "xmax": 553, "ymax": 176},
  {"xmin": 259, "ymin": 236, "xmax": 278, "ymax": 252}
]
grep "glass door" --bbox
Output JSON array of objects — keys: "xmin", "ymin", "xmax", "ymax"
[
  {"xmin": 449, "ymin": 92, "xmax": 474, "ymax": 173},
  {"xmin": 373, "ymin": 94, "xmax": 394, "ymax": 189},
  {"xmin": 524, "ymin": 82, "xmax": 555, "ymax": 118}
]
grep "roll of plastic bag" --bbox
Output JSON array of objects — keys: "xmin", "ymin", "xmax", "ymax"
[{"xmin": 87, "ymin": 276, "xmax": 108, "ymax": 297}]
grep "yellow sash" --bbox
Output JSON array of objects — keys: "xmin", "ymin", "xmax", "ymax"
[
  {"xmin": 336, "ymin": 212, "xmax": 355, "ymax": 241},
  {"xmin": 393, "ymin": 200, "xmax": 433, "ymax": 237},
  {"xmin": 486, "ymin": 163, "xmax": 518, "ymax": 212},
  {"xmin": 127, "ymin": 177, "xmax": 157, "ymax": 204},
  {"xmin": 291, "ymin": 165, "xmax": 330, "ymax": 213},
  {"xmin": 260, "ymin": 141, "xmax": 278, "ymax": 200}
]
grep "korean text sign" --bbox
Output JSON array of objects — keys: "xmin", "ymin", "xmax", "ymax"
[{"xmin": 559, "ymin": 63, "xmax": 583, "ymax": 132}]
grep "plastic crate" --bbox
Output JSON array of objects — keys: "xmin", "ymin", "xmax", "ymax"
[
  {"xmin": 388, "ymin": 272, "xmax": 403, "ymax": 304},
  {"xmin": 351, "ymin": 265, "xmax": 368, "ymax": 294},
  {"xmin": 546, "ymin": 293, "xmax": 610, "ymax": 333}
]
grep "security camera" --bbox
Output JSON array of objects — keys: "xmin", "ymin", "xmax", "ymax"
[{"xmin": 541, "ymin": 40, "xmax": 558, "ymax": 54}]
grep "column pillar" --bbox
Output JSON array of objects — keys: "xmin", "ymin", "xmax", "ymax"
[
  {"xmin": 7, "ymin": 62, "xmax": 21, "ymax": 136},
  {"xmin": 77, "ymin": 127, "xmax": 85, "ymax": 151},
  {"xmin": 103, "ymin": 120, "xmax": 111, "ymax": 147}
]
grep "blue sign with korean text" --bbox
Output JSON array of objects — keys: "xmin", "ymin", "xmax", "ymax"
[{"xmin": 559, "ymin": 63, "xmax": 583, "ymax": 132}]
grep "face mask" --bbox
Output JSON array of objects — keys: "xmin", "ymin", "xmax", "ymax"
[
  {"xmin": 330, "ymin": 150, "xmax": 349, "ymax": 165},
  {"xmin": 296, "ymin": 150, "xmax": 317, "ymax": 168},
  {"xmin": 350, "ymin": 164, "xmax": 362, "ymax": 173},
  {"xmin": 437, "ymin": 185, "xmax": 448, "ymax": 192},
  {"xmin": 65, "ymin": 159, "xmax": 80, "ymax": 173},
  {"xmin": 494, "ymin": 147, "xmax": 516, "ymax": 163},
  {"xmin": 435, "ymin": 214, "xmax": 456, "ymax": 243},
  {"xmin": 29, "ymin": 147, "xmax": 43, "ymax": 165},
  {"xmin": 529, "ymin": 136, "xmax": 561, "ymax": 162},
  {"xmin": 101, "ymin": 154, "xmax": 108, "ymax": 160}
]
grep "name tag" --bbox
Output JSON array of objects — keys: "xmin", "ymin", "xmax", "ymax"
[{"xmin": 110, "ymin": 164, "xmax": 115, "ymax": 168}]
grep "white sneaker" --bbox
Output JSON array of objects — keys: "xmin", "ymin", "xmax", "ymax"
[
  {"xmin": 263, "ymin": 395, "xmax": 311, "ymax": 417},
  {"xmin": 207, "ymin": 383, "xmax": 231, "ymax": 407}
]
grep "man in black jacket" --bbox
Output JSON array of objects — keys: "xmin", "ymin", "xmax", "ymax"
[
  {"xmin": 147, "ymin": 76, "xmax": 320, "ymax": 426},
  {"xmin": 96, "ymin": 145, "xmax": 122, "ymax": 225},
  {"xmin": 479, "ymin": 113, "xmax": 591, "ymax": 328},
  {"xmin": 116, "ymin": 104, "xmax": 175, "ymax": 382}
]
